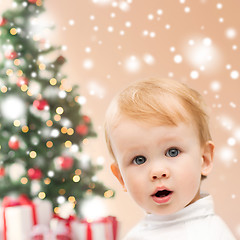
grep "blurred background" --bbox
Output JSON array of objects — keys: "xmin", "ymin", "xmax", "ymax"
[{"xmin": 1, "ymin": 0, "xmax": 240, "ymax": 239}]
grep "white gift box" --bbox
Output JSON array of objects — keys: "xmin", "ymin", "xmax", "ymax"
[
  {"xmin": 71, "ymin": 218, "xmax": 116, "ymax": 240},
  {"xmin": 33, "ymin": 198, "xmax": 52, "ymax": 226},
  {"xmin": 0, "ymin": 197, "xmax": 53, "ymax": 240},
  {"xmin": 5, "ymin": 205, "xmax": 33, "ymax": 240}
]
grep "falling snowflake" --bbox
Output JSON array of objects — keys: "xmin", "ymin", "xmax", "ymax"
[
  {"xmin": 124, "ymin": 55, "xmax": 141, "ymax": 73},
  {"xmin": 227, "ymin": 137, "xmax": 236, "ymax": 146},
  {"xmin": 190, "ymin": 70, "xmax": 199, "ymax": 79},
  {"xmin": 68, "ymin": 19, "xmax": 75, "ymax": 26},
  {"xmin": 143, "ymin": 54, "xmax": 155, "ymax": 65},
  {"xmin": 218, "ymin": 147, "xmax": 234, "ymax": 167},
  {"xmin": 230, "ymin": 70, "xmax": 239, "ymax": 79},
  {"xmin": 185, "ymin": 36, "xmax": 220, "ymax": 70},
  {"xmin": 174, "ymin": 54, "xmax": 183, "ymax": 64},
  {"xmin": 225, "ymin": 28, "xmax": 237, "ymax": 39},
  {"xmin": 210, "ymin": 81, "xmax": 221, "ymax": 92},
  {"xmin": 83, "ymin": 59, "xmax": 94, "ymax": 70},
  {"xmin": 216, "ymin": 3, "xmax": 223, "ymax": 9}
]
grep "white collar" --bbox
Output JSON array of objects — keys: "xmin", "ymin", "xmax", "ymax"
[{"xmin": 145, "ymin": 193, "xmax": 215, "ymax": 227}]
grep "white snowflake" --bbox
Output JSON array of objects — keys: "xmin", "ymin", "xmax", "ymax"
[
  {"xmin": 225, "ymin": 28, "xmax": 237, "ymax": 39},
  {"xmin": 83, "ymin": 59, "xmax": 94, "ymax": 70},
  {"xmin": 124, "ymin": 55, "xmax": 141, "ymax": 73},
  {"xmin": 230, "ymin": 70, "xmax": 239, "ymax": 79},
  {"xmin": 190, "ymin": 70, "xmax": 199, "ymax": 79},
  {"xmin": 174, "ymin": 54, "xmax": 183, "ymax": 64}
]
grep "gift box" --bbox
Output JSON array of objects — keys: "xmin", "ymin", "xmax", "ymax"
[
  {"xmin": 2, "ymin": 195, "xmax": 37, "ymax": 240},
  {"xmin": 33, "ymin": 198, "xmax": 52, "ymax": 226},
  {"xmin": 71, "ymin": 216, "xmax": 118, "ymax": 240},
  {"xmin": 50, "ymin": 215, "xmax": 75, "ymax": 240},
  {"xmin": 1, "ymin": 195, "xmax": 53, "ymax": 240}
]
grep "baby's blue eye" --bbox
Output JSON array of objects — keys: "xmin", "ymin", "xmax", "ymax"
[
  {"xmin": 166, "ymin": 148, "xmax": 180, "ymax": 157},
  {"xmin": 133, "ymin": 156, "xmax": 146, "ymax": 165}
]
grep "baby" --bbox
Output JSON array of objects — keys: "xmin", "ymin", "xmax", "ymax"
[{"xmin": 104, "ymin": 78, "xmax": 236, "ymax": 240}]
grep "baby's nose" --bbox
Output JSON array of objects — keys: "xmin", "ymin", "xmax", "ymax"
[{"xmin": 150, "ymin": 166, "xmax": 170, "ymax": 181}]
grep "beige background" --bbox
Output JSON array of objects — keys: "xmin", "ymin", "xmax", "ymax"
[{"xmin": 1, "ymin": 0, "xmax": 240, "ymax": 239}]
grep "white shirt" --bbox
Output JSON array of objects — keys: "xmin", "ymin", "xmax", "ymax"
[{"xmin": 123, "ymin": 194, "xmax": 236, "ymax": 240}]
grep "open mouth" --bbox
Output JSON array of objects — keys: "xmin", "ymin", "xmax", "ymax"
[{"xmin": 154, "ymin": 190, "xmax": 172, "ymax": 198}]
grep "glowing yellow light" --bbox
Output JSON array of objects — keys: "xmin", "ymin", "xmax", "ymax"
[
  {"xmin": 27, "ymin": 90, "xmax": 33, "ymax": 96},
  {"xmin": 65, "ymin": 141, "xmax": 72, "ymax": 148},
  {"xmin": 59, "ymin": 189, "xmax": 66, "ymax": 195},
  {"xmin": 54, "ymin": 207, "xmax": 60, "ymax": 214},
  {"xmin": 61, "ymin": 127, "xmax": 67, "ymax": 134},
  {"xmin": 46, "ymin": 120, "xmax": 53, "ymax": 127},
  {"xmin": 67, "ymin": 128, "xmax": 74, "ymax": 135},
  {"xmin": 29, "ymin": 151, "xmax": 37, "ymax": 158},
  {"xmin": 54, "ymin": 114, "xmax": 61, "ymax": 121},
  {"xmin": 46, "ymin": 141, "xmax": 53, "ymax": 148},
  {"xmin": 17, "ymin": 70, "xmax": 23, "ymax": 76},
  {"xmin": 14, "ymin": 59, "xmax": 20, "ymax": 66},
  {"xmin": 73, "ymin": 175, "xmax": 80, "ymax": 182},
  {"xmin": 21, "ymin": 85, "xmax": 28, "ymax": 92},
  {"xmin": 104, "ymin": 190, "xmax": 114, "ymax": 198},
  {"xmin": 39, "ymin": 63, "xmax": 46, "ymax": 70},
  {"xmin": 10, "ymin": 28, "xmax": 17, "ymax": 35},
  {"xmin": 66, "ymin": 87, "xmax": 72, "ymax": 93},
  {"xmin": 36, "ymin": 0, "xmax": 42, "ymax": 6},
  {"xmin": 38, "ymin": 192, "xmax": 46, "ymax": 199},
  {"xmin": 75, "ymin": 169, "xmax": 82, "ymax": 175},
  {"xmin": 89, "ymin": 183, "xmax": 95, "ymax": 189},
  {"xmin": 50, "ymin": 78, "xmax": 57, "ymax": 85},
  {"xmin": 22, "ymin": 126, "xmax": 29, "ymax": 133},
  {"xmin": 83, "ymin": 138, "xmax": 89, "ymax": 145},
  {"xmin": 68, "ymin": 196, "xmax": 76, "ymax": 203},
  {"xmin": 14, "ymin": 120, "xmax": 21, "ymax": 127},
  {"xmin": 6, "ymin": 69, "xmax": 13, "ymax": 76},
  {"xmin": 61, "ymin": 78, "xmax": 66, "ymax": 84},
  {"xmin": 56, "ymin": 107, "xmax": 64, "ymax": 115},
  {"xmin": 1, "ymin": 86, "xmax": 8, "ymax": 93},
  {"xmin": 44, "ymin": 178, "xmax": 51, "ymax": 185},
  {"xmin": 21, "ymin": 177, "xmax": 28, "ymax": 184},
  {"xmin": 59, "ymin": 85, "xmax": 65, "ymax": 90},
  {"xmin": 74, "ymin": 96, "xmax": 79, "ymax": 103}
]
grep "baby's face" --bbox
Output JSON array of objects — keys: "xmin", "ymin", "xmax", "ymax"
[{"xmin": 110, "ymin": 116, "xmax": 213, "ymax": 215}]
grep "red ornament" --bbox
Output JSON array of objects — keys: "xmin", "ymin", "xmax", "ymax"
[
  {"xmin": 83, "ymin": 115, "xmax": 91, "ymax": 124},
  {"xmin": 28, "ymin": 0, "xmax": 37, "ymax": 3},
  {"xmin": 28, "ymin": 168, "xmax": 42, "ymax": 180},
  {"xmin": 0, "ymin": 17, "xmax": 7, "ymax": 26},
  {"xmin": 8, "ymin": 137, "xmax": 20, "ymax": 150},
  {"xmin": 17, "ymin": 76, "xmax": 29, "ymax": 87},
  {"xmin": 56, "ymin": 156, "xmax": 74, "ymax": 170},
  {"xmin": 33, "ymin": 99, "xmax": 49, "ymax": 111},
  {"xmin": 5, "ymin": 51, "xmax": 17, "ymax": 60},
  {"xmin": 56, "ymin": 56, "xmax": 66, "ymax": 65},
  {"xmin": 76, "ymin": 124, "xmax": 88, "ymax": 135},
  {"xmin": 0, "ymin": 167, "xmax": 5, "ymax": 177}
]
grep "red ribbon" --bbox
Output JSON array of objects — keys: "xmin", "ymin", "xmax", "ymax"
[
  {"xmin": 80, "ymin": 216, "xmax": 118, "ymax": 240},
  {"xmin": 2, "ymin": 194, "xmax": 37, "ymax": 240},
  {"xmin": 53, "ymin": 214, "xmax": 76, "ymax": 238}
]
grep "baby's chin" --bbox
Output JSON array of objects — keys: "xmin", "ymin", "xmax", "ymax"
[{"xmin": 144, "ymin": 204, "xmax": 186, "ymax": 216}]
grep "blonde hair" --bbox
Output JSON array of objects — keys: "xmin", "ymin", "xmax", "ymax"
[{"xmin": 105, "ymin": 78, "xmax": 212, "ymax": 160}]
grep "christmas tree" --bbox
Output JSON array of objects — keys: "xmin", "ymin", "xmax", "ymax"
[{"xmin": 0, "ymin": 0, "xmax": 114, "ymax": 217}]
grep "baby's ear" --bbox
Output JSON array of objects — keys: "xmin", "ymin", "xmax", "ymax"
[
  {"xmin": 201, "ymin": 141, "xmax": 215, "ymax": 176},
  {"xmin": 111, "ymin": 162, "xmax": 126, "ymax": 191}
]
